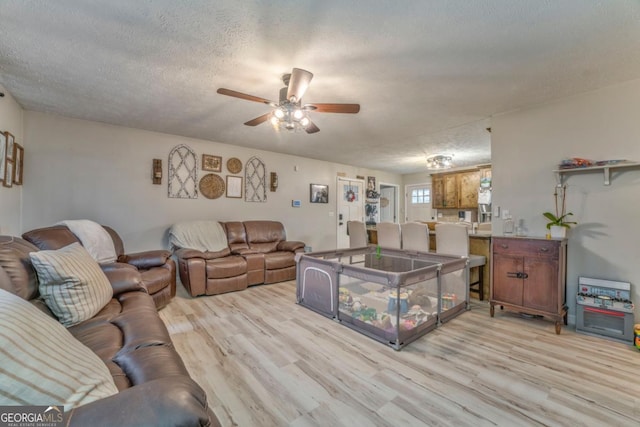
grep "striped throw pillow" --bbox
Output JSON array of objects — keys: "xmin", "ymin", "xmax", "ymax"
[
  {"xmin": 0, "ymin": 288, "xmax": 118, "ymax": 410},
  {"xmin": 29, "ymin": 243, "xmax": 113, "ymax": 327}
]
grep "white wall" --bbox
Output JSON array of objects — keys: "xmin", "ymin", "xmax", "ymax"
[
  {"xmin": 0, "ymin": 86, "xmax": 24, "ymax": 235},
  {"xmin": 22, "ymin": 111, "xmax": 401, "ymax": 252},
  {"xmin": 492, "ymin": 78, "xmax": 640, "ymax": 322}
]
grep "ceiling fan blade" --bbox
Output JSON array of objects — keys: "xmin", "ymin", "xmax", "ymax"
[
  {"xmin": 304, "ymin": 103, "xmax": 360, "ymax": 114},
  {"xmin": 217, "ymin": 88, "xmax": 276, "ymax": 106},
  {"xmin": 286, "ymin": 68, "xmax": 313, "ymax": 102},
  {"xmin": 244, "ymin": 113, "xmax": 271, "ymax": 126},
  {"xmin": 305, "ymin": 120, "xmax": 320, "ymax": 134}
]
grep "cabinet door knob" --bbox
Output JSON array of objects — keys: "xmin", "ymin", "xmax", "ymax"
[
  {"xmin": 500, "ymin": 244, "xmax": 508, "ymax": 249},
  {"xmin": 540, "ymin": 247, "xmax": 549, "ymax": 252}
]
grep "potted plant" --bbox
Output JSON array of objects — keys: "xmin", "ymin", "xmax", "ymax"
[{"xmin": 543, "ymin": 184, "xmax": 576, "ymax": 238}]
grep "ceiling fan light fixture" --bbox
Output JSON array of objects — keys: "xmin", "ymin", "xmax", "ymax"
[
  {"xmin": 217, "ymin": 67, "xmax": 359, "ymax": 135},
  {"xmin": 426, "ymin": 154, "xmax": 454, "ymax": 169}
]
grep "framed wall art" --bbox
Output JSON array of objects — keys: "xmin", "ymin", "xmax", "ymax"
[
  {"xmin": 13, "ymin": 143, "xmax": 23, "ymax": 185},
  {"xmin": 0, "ymin": 132, "xmax": 6, "ymax": 183},
  {"xmin": 202, "ymin": 154, "xmax": 222, "ymax": 172},
  {"xmin": 310, "ymin": 184, "xmax": 329, "ymax": 203},
  {"xmin": 168, "ymin": 144, "xmax": 198, "ymax": 198},
  {"xmin": 5, "ymin": 132, "xmax": 14, "ymax": 161},
  {"xmin": 245, "ymin": 157, "xmax": 266, "ymax": 202},
  {"xmin": 226, "ymin": 175, "xmax": 243, "ymax": 198},
  {"xmin": 3, "ymin": 158, "xmax": 13, "ymax": 188}
]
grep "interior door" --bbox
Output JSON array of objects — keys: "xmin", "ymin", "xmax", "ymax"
[
  {"xmin": 379, "ymin": 185, "xmax": 397, "ymax": 222},
  {"xmin": 405, "ymin": 183, "xmax": 432, "ymax": 222},
  {"xmin": 336, "ymin": 177, "xmax": 364, "ymax": 249}
]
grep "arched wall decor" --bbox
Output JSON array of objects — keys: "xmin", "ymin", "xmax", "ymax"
[
  {"xmin": 245, "ymin": 156, "xmax": 266, "ymax": 202},
  {"xmin": 168, "ymin": 144, "xmax": 198, "ymax": 199}
]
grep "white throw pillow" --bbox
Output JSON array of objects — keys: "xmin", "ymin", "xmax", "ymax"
[
  {"xmin": 0, "ymin": 288, "xmax": 118, "ymax": 410},
  {"xmin": 29, "ymin": 242, "xmax": 113, "ymax": 327}
]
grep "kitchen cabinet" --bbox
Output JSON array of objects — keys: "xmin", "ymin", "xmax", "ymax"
[
  {"xmin": 432, "ymin": 170, "xmax": 480, "ymax": 209},
  {"xmin": 432, "ymin": 175, "xmax": 444, "ymax": 209},
  {"xmin": 490, "ymin": 237, "xmax": 567, "ymax": 334},
  {"xmin": 457, "ymin": 170, "xmax": 480, "ymax": 208},
  {"xmin": 432, "ymin": 174, "xmax": 458, "ymax": 208}
]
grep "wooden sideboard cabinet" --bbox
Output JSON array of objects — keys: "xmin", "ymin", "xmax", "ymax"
[{"xmin": 490, "ymin": 237, "xmax": 567, "ymax": 334}]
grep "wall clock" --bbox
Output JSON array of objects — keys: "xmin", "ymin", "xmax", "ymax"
[{"xmin": 199, "ymin": 173, "xmax": 225, "ymax": 199}]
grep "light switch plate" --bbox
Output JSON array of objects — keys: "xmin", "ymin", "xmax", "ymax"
[{"xmin": 493, "ymin": 206, "xmax": 500, "ymax": 218}]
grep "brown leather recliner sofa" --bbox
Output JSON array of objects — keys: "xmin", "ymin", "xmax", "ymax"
[
  {"xmin": 22, "ymin": 225, "xmax": 176, "ymax": 309},
  {"xmin": 0, "ymin": 236, "xmax": 218, "ymax": 427},
  {"xmin": 174, "ymin": 220, "xmax": 305, "ymax": 297}
]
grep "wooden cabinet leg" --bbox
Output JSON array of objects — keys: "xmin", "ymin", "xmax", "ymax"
[
  {"xmin": 555, "ymin": 321, "xmax": 562, "ymax": 335},
  {"xmin": 490, "ymin": 305, "xmax": 495, "ymax": 317}
]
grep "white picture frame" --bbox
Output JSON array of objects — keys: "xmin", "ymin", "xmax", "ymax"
[{"xmin": 226, "ymin": 175, "xmax": 242, "ymax": 198}]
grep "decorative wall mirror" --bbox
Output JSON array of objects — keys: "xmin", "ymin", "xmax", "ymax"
[{"xmin": 168, "ymin": 144, "xmax": 198, "ymax": 198}]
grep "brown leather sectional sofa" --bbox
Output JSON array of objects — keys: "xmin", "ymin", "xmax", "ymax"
[
  {"xmin": 174, "ymin": 220, "xmax": 305, "ymax": 296},
  {"xmin": 22, "ymin": 225, "xmax": 176, "ymax": 309},
  {"xmin": 0, "ymin": 236, "xmax": 218, "ymax": 427}
]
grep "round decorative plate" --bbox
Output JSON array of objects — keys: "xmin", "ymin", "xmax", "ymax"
[
  {"xmin": 199, "ymin": 174, "xmax": 225, "ymax": 199},
  {"xmin": 227, "ymin": 157, "xmax": 242, "ymax": 174}
]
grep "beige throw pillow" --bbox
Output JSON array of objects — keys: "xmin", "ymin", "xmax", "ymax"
[
  {"xmin": 0, "ymin": 288, "xmax": 118, "ymax": 410},
  {"xmin": 29, "ymin": 242, "xmax": 113, "ymax": 327}
]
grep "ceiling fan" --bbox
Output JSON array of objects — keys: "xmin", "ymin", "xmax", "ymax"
[{"xmin": 217, "ymin": 68, "xmax": 360, "ymax": 134}]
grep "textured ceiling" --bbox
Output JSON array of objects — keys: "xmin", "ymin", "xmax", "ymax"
[{"xmin": 2, "ymin": 1, "xmax": 640, "ymax": 174}]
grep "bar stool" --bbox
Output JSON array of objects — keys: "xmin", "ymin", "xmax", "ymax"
[
  {"xmin": 376, "ymin": 222, "xmax": 402, "ymax": 249},
  {"xmin": 400, "ymin": 222, "xmax": 430, "ymax": 252},
  {"xmin": 347, "ymin": 220, "xmax": 368, "ymax": 248},
  {"xmin": 435, "ymin": 223, "xmax": 486, "ymax": 300}
]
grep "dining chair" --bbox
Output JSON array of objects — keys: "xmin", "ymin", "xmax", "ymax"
[
  {"xmin": 400, "ymin": 222, "xmax": 430, "ymax": 252},
  {"xmin": 376, "ymin": 222, "xmax": 402, "ymax": 249},
  {"xmin": 435, "ymin": 223, "xmax": 486, "ymax": 300},
  {"xmin": 347, "ymin": 220, "xmax": 367, "ymax": 248},
  {"xmin": 346, "ymin": 220, "xmax": 368, "ymax": 264}
]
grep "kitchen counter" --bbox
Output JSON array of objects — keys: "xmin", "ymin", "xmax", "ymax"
[
  {"xmin": 429, "ymin": 231, "xmax": 491, "ymax": 300},
  {"xmin": 428, "ymin": 230, "xmax": 492, "ymax": 238},
  {"xmin": 366, "ymin": 224, "xmax": 491, "ymax": 300}
]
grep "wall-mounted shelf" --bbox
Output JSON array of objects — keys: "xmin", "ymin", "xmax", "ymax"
[{"xmin": 554, "ymin": 161, "xmax": 640, "ymax": 186}]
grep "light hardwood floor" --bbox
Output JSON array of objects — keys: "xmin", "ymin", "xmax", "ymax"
[{"xmin": 160, "ymin": 281, "xmax": 640, "ymax": 427}]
